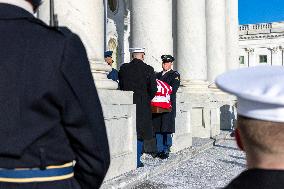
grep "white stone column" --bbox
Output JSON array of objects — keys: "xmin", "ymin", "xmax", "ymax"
[
  {"xmin": 130, "ymin": 0, "xmax": 173, "ymax": 72},
  {"xmin": 245, "ymin": 48, "xmax": 255, "ymax": 67},
  {"xmin": 206, "ymin": 0, "xmax": 227, "ymax": 83},
  {"xmin": 268, "ymin": 46, "xmax": 282, "ymax": 66},
  {"xmin": 226, "ymin": 0, "xmax": 239, "ymax": 70},
  {"xmin": 38, "ymin": 0, "xmax": 117, "ymax": 89},
  {"xmin": 176, "ymin": 0, "xmax": 208, "ymax": 91},
  {"xmin": 280, "ymin": 46, "xmax": 284, "ymax": 66}
]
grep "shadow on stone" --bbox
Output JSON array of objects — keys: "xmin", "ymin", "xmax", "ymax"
[
  {"xmin": 220, "ymin": 104, "xmax": 237, "ymax": 130},
  {"xmin": 229, "ymin": 155, "xmax": 246, "ymax": 160},
  {"xmin": 133, "ymin": 181, "xmax": 170, "ymax": 189},
  {"xmin": 214, "ymin": 144, "xmax": 239, "ymax": 151},
  {"xmin": 218, "ymin": 159, "xmax": 246, "ymax": 168}
]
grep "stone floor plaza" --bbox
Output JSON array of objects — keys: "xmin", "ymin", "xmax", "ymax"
[
  {"xmin": 102, "ymin": 132, "xmax": 246, "ymax": 189},
  {"xmin": 135, "ymin": 139, "xmax": 245, "ymax": 189}
]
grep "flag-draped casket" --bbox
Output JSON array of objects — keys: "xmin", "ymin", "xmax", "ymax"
[{"xmin": 151, "ymin": 79, "xmax": 172, "ymax": 113}]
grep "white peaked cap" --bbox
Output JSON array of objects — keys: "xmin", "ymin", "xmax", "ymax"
[
  {"xmin": 129, "ymin": 47, "xmax": 145, "ymax": 53},
  {"xmin": 215, "ymin": 66, "xmax": 284, "ymax": 123}
]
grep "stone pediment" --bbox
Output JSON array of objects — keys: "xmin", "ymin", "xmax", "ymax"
[{"xmin": 239, "ymin": 33, "xmax": 284, "ymax": 40}]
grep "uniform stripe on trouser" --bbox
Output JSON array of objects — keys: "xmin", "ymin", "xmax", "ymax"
[{"xmin": 0, "ymin": 162, "xmax": 74, "ymax": 183}]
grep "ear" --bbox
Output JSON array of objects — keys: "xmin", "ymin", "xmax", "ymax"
[{"xmin": 235, "ymin": 128, "xmax": 244, "ymax": 151}]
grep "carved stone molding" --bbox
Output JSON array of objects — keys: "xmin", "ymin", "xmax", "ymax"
[
  {"xmin": 244, "ymin": 48, "xmax": 254, "ymax": 54},
  {"xmin": 268, "ymin": 47, "xmax": 279, "ymax": 54},
  {"xmin": 239, "ymin": 33, "xmax": 284, "ymax": 41}
]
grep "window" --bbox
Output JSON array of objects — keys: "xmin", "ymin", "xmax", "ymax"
[
  {"xmin": 108, "ymin": 0, "xmax": 118, "ymax": 13},
  {"xmin": 239, "ymin": 56, "xmax": 245, "ymax": 64},
  {"xmin": 259, "ymin": 55, "xmax": 267, "ymax": 64}
]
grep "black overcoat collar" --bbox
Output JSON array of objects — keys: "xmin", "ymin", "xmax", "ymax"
[{"xmin": 130, "ymin": 58, "xmax": 145, "ymax": 64}]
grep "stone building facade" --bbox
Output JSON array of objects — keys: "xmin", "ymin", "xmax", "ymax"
[
  {"xmin": 37, "ymin": 0, "xmax": 238, "ymax": 180},
  {"xmin": 239, "ymin": 22, "xmax": 284, "ymax": 67}
]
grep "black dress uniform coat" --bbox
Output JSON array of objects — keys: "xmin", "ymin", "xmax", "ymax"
[
  {"xmin": 119, "ymin": 58, "xmax": 157, "ymax": 140},
  {"xmin": 225, "ymin": 169, "xmax": 284, "ymax": 189},
  {"xmin": 0, "ymin": 4, "xmax": 109, "ymax": 189},
  {"xmin": 152, "ymin": 70, "xmax": 180, "ymax": 133}
]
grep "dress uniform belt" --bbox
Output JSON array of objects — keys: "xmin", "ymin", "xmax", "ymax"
[{"xmin": 0, "ymin": 162, "xmax": 74, "ymax": 183}]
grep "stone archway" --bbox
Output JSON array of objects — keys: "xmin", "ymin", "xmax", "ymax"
[{"xmin": 108, "ymin": 38, "xmax": 118, "ymax": 69}]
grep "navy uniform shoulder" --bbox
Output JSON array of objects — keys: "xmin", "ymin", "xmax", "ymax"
[
  {"xmin": 173, "ymin": 70, "xmax": 180, "ymax": 76},
  {"xmin": 146, "ymin": 64, "xmax": 155, "ymax": 72},
  {"xmin": 120, "ymin": 63, "xmax": 127, "ymax": 67},
  {"xmin": 27, "ymin": 17, "xmax": 61, "ymax": 34},
  {"xmin": 172, "ymin": 71, "xmax": 180, "ymax": 81},
  {"xmin": 120, "ymin": 63, "xmax": 128, "ymax": 69},
  {"xmin": 156, "ymin": 71, "xmax": 163, "ymax": 76},
  {"xmin": 27, "ymin": 17, "xmax": 74, "ymax": 38},
  {"xmin": 57, "ymin": 27, "xmax": 74, "ymax": 37}
]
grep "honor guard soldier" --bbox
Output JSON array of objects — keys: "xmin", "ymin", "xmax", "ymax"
[
  {"xmin": 152, "ymin": 55, "xmax": 180, "ymax": 159},
  {"xmin": 118, "ymin": 48, "xmax": 157, "ymax": 167},
  {"xmin": 105, "ymin": 50, "xmax": 119, "ymax": 83},
  {"xmin": 0, "ymin": 1, "xmax": 110, "ymax": 188},
  {"xmin": 216, "ymin": 66, "xmax": 284, "ymax": 189}
]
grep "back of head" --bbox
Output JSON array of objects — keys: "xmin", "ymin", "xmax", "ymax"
[
  {"xmin": 129, "ymin": 47, "xmax": 145, "ymax": 61},
  {"xmin": 26, "ymin": 0, "xmax": 42, "ymax": 10},
  {"xmin": 238, "ymin": 115, "xmax": 284, "ymax": 156},
  {"xmin": 132, "ymin": 52, "xmax": 144, "ymax": 61}
]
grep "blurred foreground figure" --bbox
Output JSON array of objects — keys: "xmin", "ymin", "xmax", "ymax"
[
  {"xmin": 0, "ymin": 1, "xmax": 110, "ymax": 188},
  {"xmin": 216, "ymin": 66, "xmax": 284, "ymax": 189}
]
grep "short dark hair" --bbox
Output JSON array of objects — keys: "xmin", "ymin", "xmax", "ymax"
[
  {"xmin": 238, "ymin": 115, "xmax": 284, "ymax": 154},
  {"xmin": 26, "ymin": 0, "xmax": 42, "ymax": 9}
]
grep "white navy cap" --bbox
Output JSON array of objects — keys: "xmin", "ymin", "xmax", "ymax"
[
  {"xmin": 216, "ymin": 66, "xmax": 284, "ymax": 123},
  {"xmin": 129, "ymin": 47, "xmax": 145, "ymax": 53}
]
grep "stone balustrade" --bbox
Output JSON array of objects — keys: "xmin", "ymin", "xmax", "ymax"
[
  {"xmin": 98, "ymin": 90, "xmax": 137, "ymax": 180},
  {"xmin": 239, "ymin": 23, "xmax": 272, "ymax": 31}
]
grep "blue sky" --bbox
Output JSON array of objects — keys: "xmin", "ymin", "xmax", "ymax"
[{"xmin": 239, "ymin": 0, "xmax": 284, "ymax": 24}]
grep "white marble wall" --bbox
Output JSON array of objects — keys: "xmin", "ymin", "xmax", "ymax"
[
  {"xmin": 98, "ymin": 90, "xmax": 137, "ymax": 180},
  {"xmin": 172, "ymin": 93, "xmax": 192, "ymax": 153}
]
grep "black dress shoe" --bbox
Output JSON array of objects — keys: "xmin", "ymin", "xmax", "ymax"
[
  {"xmin": 150, "ymin": 153, "xmax": 158, "ymax": 158},
  {"xmin": 138, "ymin": 162, "xmax": 144, "ymax": 168},
  {"xmin": 157, "ymin": 152, "xmax": 169, "ymax": 159}
]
